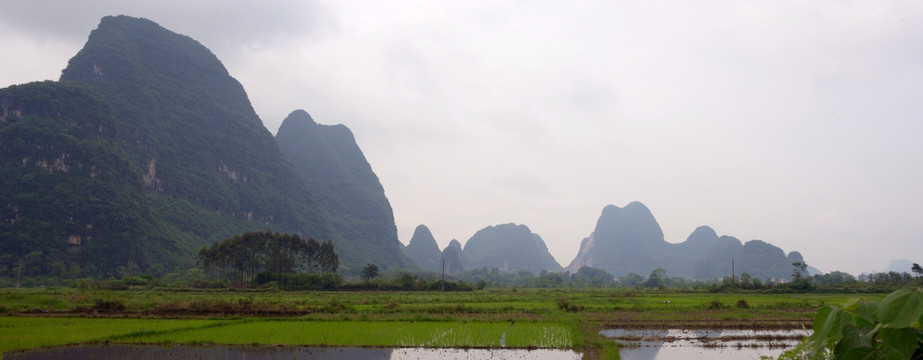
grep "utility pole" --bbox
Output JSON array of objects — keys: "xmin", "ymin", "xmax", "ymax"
[
  {"xmin": 129, "ymin": 257, "xmax": 135, "ymax": 290},
  {"xmin": 16, "ymin": 258, "xmax": 22, "ymax": 290},
  {"xmin": 442, "ymin": 257, "xmax": 446, "ymax": 292},
  {"xmin": 731, "ymin": 258, "xmax": 736, "ymax": 287}
]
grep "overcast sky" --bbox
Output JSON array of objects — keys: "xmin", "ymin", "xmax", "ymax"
[{"xmin": 2, "ymin": 1, "xmax": 921, "ymax": 275}]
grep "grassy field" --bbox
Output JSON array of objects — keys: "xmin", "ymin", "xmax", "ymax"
[{"xmin": 0, "ymin": 288, "xmax": 887, "ymax": 359}]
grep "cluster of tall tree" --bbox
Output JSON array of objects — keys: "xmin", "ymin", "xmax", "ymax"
[{"xmin": 198, "ymin": 231, "xmax": 337, "ymax": 284}]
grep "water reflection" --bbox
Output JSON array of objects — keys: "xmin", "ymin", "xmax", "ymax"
[
  {"xmin": 4, "ymin": 345, "xmax": 582, "ymax": 360},
  {"xmin": 600, "ymin": 328, "xmax": 811, "ymax": 360}
]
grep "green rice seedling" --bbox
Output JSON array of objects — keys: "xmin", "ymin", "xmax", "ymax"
[{"xmin": 0, "ymin": 317, "xmax": 223, "ymax": 353}]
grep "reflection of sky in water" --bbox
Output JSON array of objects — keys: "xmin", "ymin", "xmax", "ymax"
[
  {"xmin": 391, "ymin": 348, "xmax": 581, "ymax": 360},
  {"xmin": 600, "ymin": 329, "xmax": 812, "ymax": 360},
  {"xmin": 5, "ymin": 345, "xmax": 582, "ymax": 360},
  {"xmin": 619, "ymin": 344, "xmax": 786, "ymax": 360}
]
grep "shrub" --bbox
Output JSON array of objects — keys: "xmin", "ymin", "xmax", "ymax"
[
  {"xmin": 556, "ymin": 298, "xmax": 584, "ymax": 312},
  {"xmin": 704, "ymin": 298, "xmax": 725, "ymax": 310},
  {"xmin": 323, "ymin": 300, "xmax": 353, "ymax": 313},
  {"xmin": 75, "ymin": 279, "xmax": 90, "ymax": 290},
  {"xmin": 93, "ymin": 298, "xmax": 126, "ymax": 311},
  {"xmin": 735, "ymin": 299, "xmax": 750, "ymax": 309}
]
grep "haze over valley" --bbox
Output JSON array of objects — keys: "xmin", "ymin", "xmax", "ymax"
[{"xmin": 2, "ymin": 2, "xmax": 922, "ymax": 277}]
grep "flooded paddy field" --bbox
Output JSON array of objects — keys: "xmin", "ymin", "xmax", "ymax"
[
  {"xmin": 4, "ymin": 345, "xmax": 582, "ymax": 360},
  {"xmin": 0, "ymin": 288, "xmax": 885, "ymax": 358},
  {"xmin": 601, "ymin": 328, "xmax": 811, "ymax": 359}
]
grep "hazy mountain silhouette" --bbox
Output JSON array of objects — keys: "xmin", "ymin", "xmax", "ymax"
[
  {"xmin": 401, "ymin": 225, "xmax": 442, "ymax": 271},
  {"xmin": 463, "ymin": 223, "xmax": 562, "ymax": 273},
  {"xmin": 567, "ymin": 202, "xmax": 806, "ymax": 280},
  {"xmin": 442, "ymin": 239, "xmax": 469, "ymax": 274},
  {"xmin": 276, "ymin": 110, "xmax": 414, "ymax": 269}
]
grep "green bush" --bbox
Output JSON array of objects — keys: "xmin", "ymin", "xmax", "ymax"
[
  {"xmin": 556, "ymin": 298, "xmax": 584, "ymax": 312},
  {"xmin": 704, "ymin": 298, "xmax": 725, "ymax": 310},
  {"xmin": 93, "ymin": 298, "xmax": 126, "ymax": 311}
]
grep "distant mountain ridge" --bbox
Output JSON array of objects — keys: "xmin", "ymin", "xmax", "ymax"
[
  {"xmin": 566, "ymin": 202, "xmax": 806, "ymax": 280},
  {"xmin": 401, "ymin": 223, "xmax": 561, "ymax": 274},
  {"xmin": 0, "ymin": 15, "xmax": 810, "ymax": 281},
  {"xmin": 0, "ymin": 15, "xmax": 409, "ymax": 277}
]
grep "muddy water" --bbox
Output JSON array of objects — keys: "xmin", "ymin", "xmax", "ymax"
[
  {"xmin": 4, "ymin": 345, "xmax": 583, "ymax": 360},
  {"xmin": 600, "ymin": 328, "xmax": 811, "ymax": 360}
]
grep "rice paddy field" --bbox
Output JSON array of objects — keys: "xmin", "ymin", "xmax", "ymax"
[{"xmin": 0, "ymin": 288, "xmax": 887, "ymax": 359}]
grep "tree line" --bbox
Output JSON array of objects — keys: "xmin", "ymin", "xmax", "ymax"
[{"xmin": 197, "ymin": 231, "xmax": 337, "ymax": 285}]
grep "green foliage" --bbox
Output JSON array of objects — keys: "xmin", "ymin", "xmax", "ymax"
[
  {"xmin": 252, "ymin": 272, "xmax": 343, "ymax": 291},
  {"xmin": 198, "ymin": 231, "xmax": 338, "ymax": 285},
  {"xmin": 781, "ymin": 287, "xmax": 923, "ymax": 359},
  {"xmin": 704, "ymin": 298, "xmax": 726, "ymax": 310},
  {"xmin": 361, "ymin": 264, "xmax": 380, "ymax": 281},
  {"xmin": 569, "ymin": 266, "xmax": 615, "ymax": 287},
  {"xmin": 335, "ymin": 271, "xmax": 473, "ymax": 291},
  {"xmin": 812, "ymin": 271, "xmax": 857, "ymax": 286},
  {"xmin": 93, "ymin": 298, "xmax": 127, "ymax": 311},
  {"xmin": 643, "ymin": 268, "xmax": 668, "ymax": 290},
  {"xmin": 0, "ymin": 81, "xmax": 153, "ymax": 278},
  {"xmin": 556, "ymin": 298, "xmax": 584, "ymax": 312}
]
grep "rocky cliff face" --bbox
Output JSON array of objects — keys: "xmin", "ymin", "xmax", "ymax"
[
  {"xmin": 567, "ymin": 202, "xmax": 805, "ymax": 280},
  {"xmin": 463, "ymin": 223, "xmax": 562, "ymax": 273},
  {"xmin": 401, "ymin": 225, "xmax": 442, "ymax": 271}
]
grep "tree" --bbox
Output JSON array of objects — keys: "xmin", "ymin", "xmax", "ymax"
[
  {"xmin": 739, "ymin": 273, "xmax": 752, "ymax": 289},
  {"xmin": 643, "ymin": 268, "xmax": 667, "ymax": 290},
  {"xmin": 789, "ymin": 262, "xmax": 813, "ymax": 291},
  {"xmin": 198, "ymin": 231, "xmax": 339, "ymax": 285},
  {"xmin": 534, "ymin": 270, "xmax": 564, "ymax": 288},
  {"xmin": 317, "ymin": 240, "xmax": 339, "ymax": 273},
  {"xmin": 361, "ymin": 264, "xmax": 380, "ymax": 281},
  {"xmin": 791, "ymin": 262, "xmax": 807, "ymax": 282},
  {"xmin": 619, "ymin": 272, "xmax": 644, "ymax": 287},
  {"xmin": 912, "ymin": 263, "xmax": 923, "ymax": 277},
  {"xmin": 572, "ymin": 266, "xmax": 615, "ymax": 287}
]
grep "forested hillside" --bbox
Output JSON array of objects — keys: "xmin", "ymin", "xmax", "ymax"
[{"xmin": 0, "ymin": 16, "xmax": 412, "ymax": 278}]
